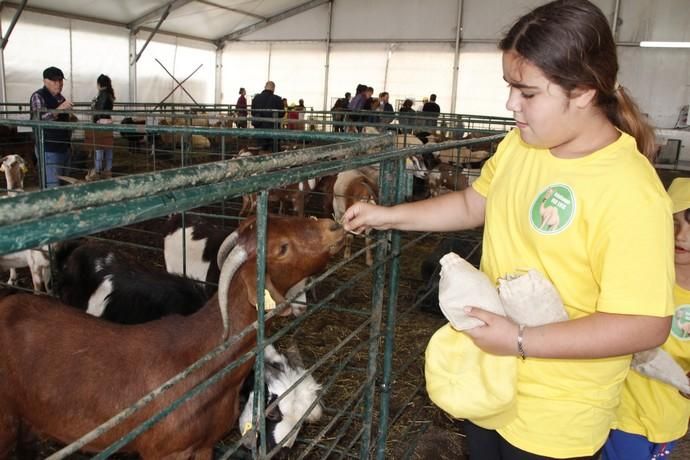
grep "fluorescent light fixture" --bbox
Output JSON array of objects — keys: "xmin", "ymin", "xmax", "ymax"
[{"xmin": 639, "ymin": 41, "xmax": 690, "ymax": 48}]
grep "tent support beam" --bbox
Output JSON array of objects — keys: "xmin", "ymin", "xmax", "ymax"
[
  {"xmin": 322, "ymin": 0, "xmax": 333, "ymax": 111},
  {"xmin": 0, "ymin": 0, "xmax": 27, "ymax": 50},
  {"xmin": 215, "ymin": 0, "xmax": 329, "ymax": 44},
  {"xmin": 128, "ymin": 0, "xmax": 194, "ymax": 34},
  {"xmin": 450, "ymin": 0, "xmax": 463, "ymax": 114},
  {"xmin": 133, "ymin": 4, "xmax": 171, "ymax": 64}
]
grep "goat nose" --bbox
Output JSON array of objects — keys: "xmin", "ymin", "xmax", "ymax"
[{"xmin": 330, "ymin": 221, "xmax": 342, "ymax": 231}]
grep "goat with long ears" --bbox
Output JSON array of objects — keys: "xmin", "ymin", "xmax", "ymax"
[{"xmin": 0, "ymin": 215, "xmax": 344, "ymax": 459}]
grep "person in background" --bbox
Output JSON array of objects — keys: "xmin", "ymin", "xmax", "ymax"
[
  {"xmin": 29, "ymin": 66, "xmax": 73, "ymax": 188},
  {"xmin": 422, "ymin": 93, "xmax": 441, "ymax": 130},
  {"xmin": 602, "ymin": 177, "xmax": 690, "ymax": 460},
  {"xmin": 236, "ymin": 87, "xmax": 247, "ymax": 128},
  {"xmin": 343, "ymin": 1, "xmax": 672, "ymax": 458},
  {"xmin": 86, "ymin": 74, "xmax": 115, "ymax": 181},
  {"xmin": 398, "ymin": 98, "xmax": 416, "ymax": 134},
  {"xmin": 251, "ymin": 81, "xmax": 284, "ymax": 152},
  {"xmin": 331, "ymin": 92, "xmax": 351, "ymax": 132}
]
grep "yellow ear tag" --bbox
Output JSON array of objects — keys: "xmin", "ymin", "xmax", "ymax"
[
  {"xmin": 20, "ymin": 165, "xmax": 28, "ymax": 174},
  {"xmin": 264, "ymin": 289, "xmax": 276, "ymax": 311},
  {"xmin": 241, "ymin": 421, "xmax": 253, "ymax": 436}
]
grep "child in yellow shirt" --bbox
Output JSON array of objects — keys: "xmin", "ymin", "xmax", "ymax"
[{"xmin": 603, "ymin": 177, "xmax": 690, "ymax": 460}]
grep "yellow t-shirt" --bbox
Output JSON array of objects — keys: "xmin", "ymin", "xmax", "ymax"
[
  {"xmin": 615, "ymin": 283, "xmax": 690, "ymax": 442},
  {"xmin": 471, "ymin": 129, "xmax": 674, "ymax": 458}
]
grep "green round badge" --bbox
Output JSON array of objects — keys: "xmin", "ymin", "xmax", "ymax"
[
  {"xmin": 529, "ymin": 184, "xmax": 576, "ymax": 235},
  {"xmin": 671, "ymin": 305, "xmax": 690, "ymax": 341}
]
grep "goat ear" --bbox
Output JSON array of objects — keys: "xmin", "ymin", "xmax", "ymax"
[
  {"xmin": 240, "ymin": 262, "xmax": 287, "ymax": 313},
  {"xmin": 0, "ymin": 164, "xmax": 5, "ymax": 172}
]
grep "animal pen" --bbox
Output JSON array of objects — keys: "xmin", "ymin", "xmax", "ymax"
[{"xmin": 0, "ymin": 111, "xmax": 510, "ymax": 459}]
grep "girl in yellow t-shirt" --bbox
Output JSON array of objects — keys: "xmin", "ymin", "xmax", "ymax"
[
  {"xmin": 342, "ymin": 0, "xmax": 674, "ymax": 459},
  {"xmin": 602, "ymin": 178, "xmax": 690, "ymax": 460}
]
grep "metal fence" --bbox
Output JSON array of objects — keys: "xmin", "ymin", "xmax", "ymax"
[{"xmin": 0, "ymin": 115, "xmax": 505, "ymax": 459}]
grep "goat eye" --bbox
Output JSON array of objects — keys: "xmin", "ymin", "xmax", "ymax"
[{"xmin": 278, "ymin": 243, "xmax": 289, "ymax": 256}]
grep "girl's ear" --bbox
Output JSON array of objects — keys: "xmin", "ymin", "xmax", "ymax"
[{"xmin": 571, "ymin": 87, "xmax": 597, "ymax": 109}]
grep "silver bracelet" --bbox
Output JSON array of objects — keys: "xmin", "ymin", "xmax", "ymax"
[{"xmin": 517, "ymin": 324, "xmax": 526, "ymax": 360}]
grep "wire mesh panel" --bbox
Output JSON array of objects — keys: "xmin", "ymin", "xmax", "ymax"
[{"xmin": 0, "ymin": 114, "xmax": 504, "ymax": 459}]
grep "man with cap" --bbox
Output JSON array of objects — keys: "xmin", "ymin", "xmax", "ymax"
[
  {"xmin": 30, "ymin": 66, "xmax": 73, "ymax": 188},
  {"xmin": 602, "ymin": 177, "xmax": 690, "ymax": 460}
]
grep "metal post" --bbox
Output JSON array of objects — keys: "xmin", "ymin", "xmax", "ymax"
[
  {"xmin": 611, "ymin": 0, "xmax": 621, "ymax": 39},
  {"xmin": 359, "ymin": 154, "xmax": 396, "ymax": 459},
  {"xmin": 254, "ymin": 190, "xmax": 269, "ymax": 458},
  {"xmin": 375, "ymin": 157, "xmax": 405, "ymax": 459},
  {"xmin": 215, "ymin": 44, "xmax": 224, "ymax": 104},
  {"xmin": 68, "ymin": 20, "xmax": 74, "ymax": 99},
  {"xmin": 322, "ymin": 0, "xmax": 333, "ymax": 111},
  {"xmin": 383, "ymin": 44, "xmax": 393, "ymax": 92},
  {"xmin": 266, "ymin": 42, "xmax": 272, "ymax": 81},
  {"xmin": 0, "ymin": 23, "xmax": 6, "ymax": 106},
  {"xmin": 129, "ymin": 32, "xmax": 138, "ymax": 103},
  {"xmin": 450, "ymin": 0, "xmax": 463, "ymax": 114}
]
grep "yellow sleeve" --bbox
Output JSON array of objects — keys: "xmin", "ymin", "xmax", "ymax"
[
  {"xmin": 592, "ymin": 187, "xmax": 674, "ymax": 317},
  {"xmin": 472, "ymin": 129, "xmax": 516, "ymax": 198}
]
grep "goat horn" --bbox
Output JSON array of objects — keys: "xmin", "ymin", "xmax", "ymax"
[
  {"xmin": 216, "ymin": 230, "xmax": 239, "ymax": 269},
  {"xmin": 217, "ymin": 244, "xmax": 247, "ymax": 340}
]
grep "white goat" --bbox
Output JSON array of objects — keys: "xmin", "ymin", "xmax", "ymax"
[
  {"xmin": 0, "ymin": 155, "xmax": 52, "ymax": 292},
  {"xmin": 238, "ymin": 344, "xmax": 323, "ymax": 451}
]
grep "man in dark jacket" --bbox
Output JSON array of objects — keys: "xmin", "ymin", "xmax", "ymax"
[
  {"xmin": 30, "ymin": 66, "xmax": 73, "ymax": 188},
  {"xmin": 422, "ymin": 93, "xmax": 441, "ymax": 129},
  {"xmin": 251, "ymin": 81, "xmax": 284, "ymax": 151}
]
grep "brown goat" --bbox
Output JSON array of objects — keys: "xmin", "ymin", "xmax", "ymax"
[
  {"xmin": 333, "ymin": 170, "xmax": 379, "ymax": 266},
  {"xmin": 0, "ymin": 216, "xmax": 344, "ymax": 459}
]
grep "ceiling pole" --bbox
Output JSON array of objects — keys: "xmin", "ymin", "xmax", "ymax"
[
  {"xmin": 611, "ymin": 0, "xmax": 621, "ymax": 40},
  {"xmin": 450, "ymin": 0, "xmax": 463, "ymax": 114},
  {"xmin": 128, "ymin": 0, "xmax": 194, "ymax": 34},
  {"xmin": 133, "ymin": 4, "xmax": 171, "ymax": 64},
  {"xmin": 0, "ymin": 0, "xmax": 28, "ymax": 50},
  {"xmin": 322, "ymin": 0, "xmax": 333, "ymax": 111},
  {"xmin": 129, "ymin": 32, "xmax": 137, "ymax": 103},
  {"xmin": 215, "ymin": 44, "xmax": 224, "ymax": 104},
  {"xmin": 216, "ymin": 0, "xmax": 329, "ymax": 43}
]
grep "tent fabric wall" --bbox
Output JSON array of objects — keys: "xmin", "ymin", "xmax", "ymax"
[
  {"xmin": 0, "ymin": 0, "xmax": 688, "ymax": 128},
  {"xmin": 135, "ymin": 35, "xmax": 216, "ymax": 105}
]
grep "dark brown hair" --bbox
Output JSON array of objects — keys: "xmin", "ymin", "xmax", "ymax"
[{"xmin": 499, "ymin": 0, "xmax": 656, "ymax": 161}]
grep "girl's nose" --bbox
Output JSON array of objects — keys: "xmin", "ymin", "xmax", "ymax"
[{"xmin": 505, "ymin": 88, "xmax": 521, "ymax": 113}]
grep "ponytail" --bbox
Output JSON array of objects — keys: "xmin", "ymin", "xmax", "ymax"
[{"xmin": 609, "ymin": 86, "xmax": 656, "ymax": 162}]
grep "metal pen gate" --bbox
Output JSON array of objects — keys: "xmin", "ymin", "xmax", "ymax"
[{"xmin": 0, "ymin": 116, "xmax": 506, "ymax": 459}]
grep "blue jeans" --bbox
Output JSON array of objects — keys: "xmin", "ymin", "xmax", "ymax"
[
  {"xmin": 35, "ymin": 148, "xmax": 69, "ymax": 189},
  {"xmin": 602, "ymin": 429, "xmax": 676, "ymax": 460},
  {"xmin": 95, "ymin": 149, "xmax": 113, "ymax": 172}
]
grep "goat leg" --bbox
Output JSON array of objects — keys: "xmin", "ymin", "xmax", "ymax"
[{"xmin": 6, "ymin": 268, "xmax": 17, "ymax": 286}]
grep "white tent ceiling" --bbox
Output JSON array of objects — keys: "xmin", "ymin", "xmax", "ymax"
[{"xmin": 0, "ymin": 0, "xmax": 322, "ymax": 43}]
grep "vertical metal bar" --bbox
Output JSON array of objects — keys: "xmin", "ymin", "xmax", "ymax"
[
  {"xmin": 68, "ymin": 20, "xmax": 74, "ymax": 99},
  {"xmin": 450, "ymin": 0, "xmax": 463, "ymax": 114},
  {"xmin": 255, "ymin": 191, "xmax": 269, "ymax": 459},
  {"xmin": 267, "ymin": 42, "xmax": 272, "ymax": 81},
  {"xmin": 383, "ymin": 44, "xmax": 392, "ymax": 92},
  {"xmin": 37, "ymin": 126, "xmax": 46, "ymax": 189},
  {"xmin": 611, "ymin": 0, "xmax": 621, "ymax": 39},
  {"xmin": 129, "ymin": 32, "xmax": 138, "ymax": 103},
  {"xmin": 181, "ymin": 212, "xmax": 187, "ymax": 277},
  {"xmin": 215, "ymin": 45, "xmax": 224, "ymax": 104},
  {"xmin": 0, "ymin": 22, "xmax": 6, "ymax": 107},
  {"xmin": 359, "ymin": 156, "xmax": 395, "ymax": 459},
  {"xmin": 322, "ymin": 0, "xmax": 333, "ymax": 112},
  {"xmin": 375, "ymin": 157, "xmax": 406, "ymax": 459}
]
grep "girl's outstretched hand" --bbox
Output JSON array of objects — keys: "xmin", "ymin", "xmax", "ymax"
[
  {"xmin": 342, "ymin": 202, "xmax": 391, "ymax": 234},
  {"xmin": 462, "ymin": 307, "xmax": 520, "ymax": 356}
]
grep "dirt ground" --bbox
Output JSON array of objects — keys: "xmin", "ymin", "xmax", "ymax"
[{"xmin": 3, "ymin": 136, "xmax": 690, "ymax": 459}]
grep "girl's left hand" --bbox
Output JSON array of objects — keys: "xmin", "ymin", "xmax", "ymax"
[{"xmin": 462, "ymin": 307, "xmax": 520, "ymax": 356}]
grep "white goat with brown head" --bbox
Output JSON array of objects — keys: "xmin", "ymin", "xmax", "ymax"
[{"xmin": 0, "ymin": 155, "xmax": 51, "ymax": 293}]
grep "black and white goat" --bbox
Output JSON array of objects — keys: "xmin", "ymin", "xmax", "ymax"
[
  {"xmin": 238, "ymin": 344, "xmax": 323, "ymax": 452},
  {"xmin": 163, "ymin": 214, "xmax": 309, "ymax": 315},
  {"xmin": 0, "ymin": 154, "xmax": 52, "ymax": 293},
  {"xmin": 55, "ymin": 240, "xmax": 209, "ymax": 324}
]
